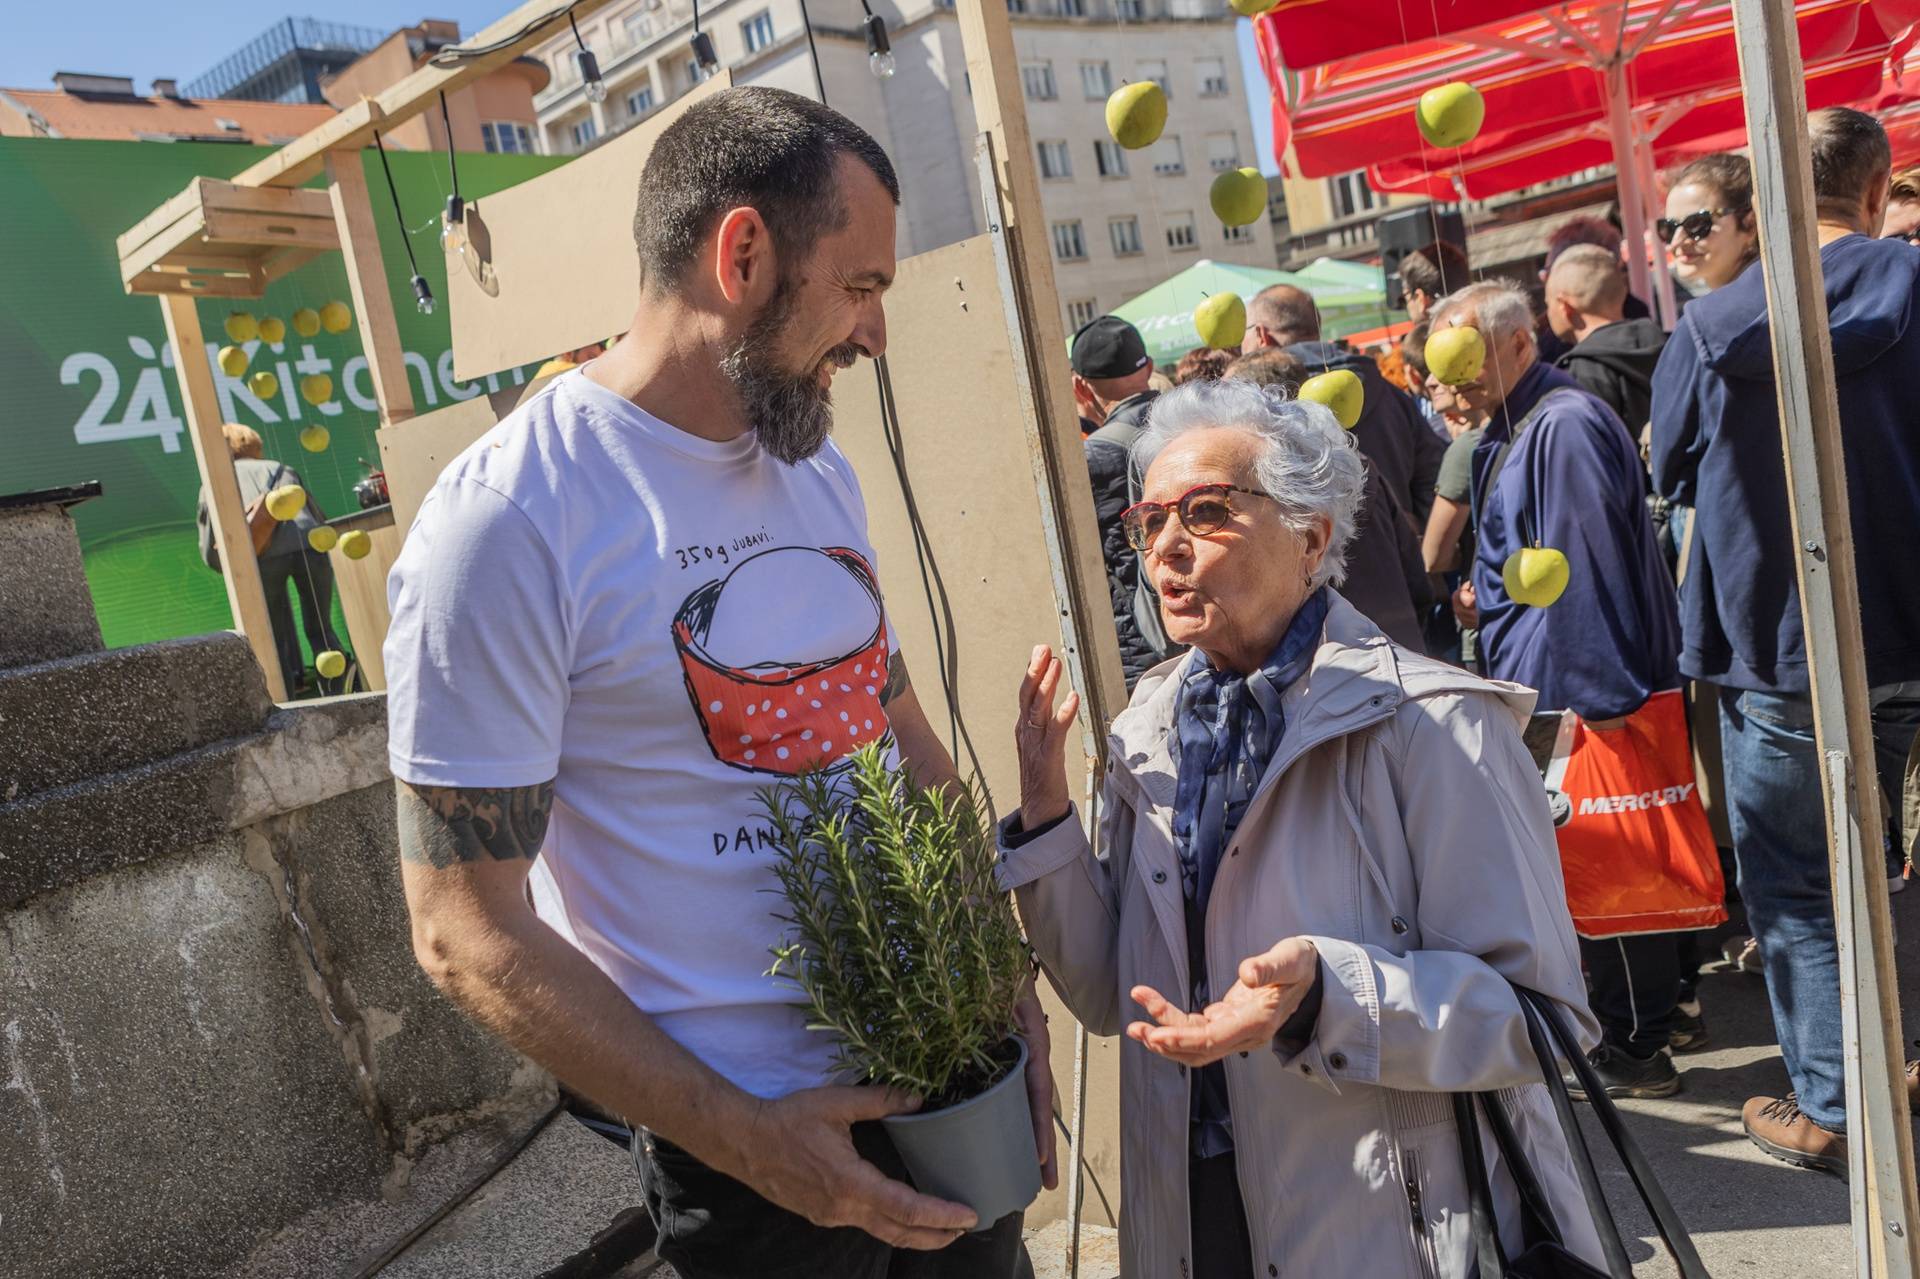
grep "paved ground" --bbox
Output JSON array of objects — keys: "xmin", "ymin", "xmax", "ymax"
[{"xmin": 313, "ymin": 888, "xmax": 1920, "ymax": 1277}]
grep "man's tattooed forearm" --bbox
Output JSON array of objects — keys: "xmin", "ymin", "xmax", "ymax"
[
  {"xmin": 399, "ymin": 781, "xmax": 555, "ymax": 868},
  {"xmin": 879, "ymin": 650, "xmax": 910, "ymax": 706}
]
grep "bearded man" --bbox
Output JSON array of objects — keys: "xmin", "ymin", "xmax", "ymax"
[{"xmin": 383, "ymin": 87, "xmax": 1053, "ymax": 1278}]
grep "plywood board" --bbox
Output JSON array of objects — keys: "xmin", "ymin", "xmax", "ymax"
[
  {"xmin": 324, "ymin": 507, "xmax": 400, "ymax": 691},
  {"xmin": 446, "ymin": 70, "xmax": 734, "ymax": 382},
  {"xmin": 828, "ymin": 233, "xmax": 1119, "ymax": 1227},
  {"xmin": 375, "ymin": 385, "xmax": 524, "ymax": 537}
]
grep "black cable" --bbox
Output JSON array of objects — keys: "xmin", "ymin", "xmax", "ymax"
[
  {"xmin": 438, "ymin": 91, "xmax": 459, "ymax": 198},
  {"xmin": 692, "ymin": 0, "xmax": 702, "ymax": 35},
  {"xmin": 568, "ymin": 7, "xmax": 588, "ymax": 49},
  {"xmin": 370, "ymin": 131, "xmax": 422, "ymax": 277},
  {"xmin": 430, "ymin": 2, "xmax": 574, "ymax": 64},
  {"xmin": 797, "ymin": 0, "xmax": 828, "ymax": 103}
]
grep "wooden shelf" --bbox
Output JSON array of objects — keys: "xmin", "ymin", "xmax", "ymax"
[{"xmin": 117, "ymin": 176, "xmax": 337, "ymax": 298}]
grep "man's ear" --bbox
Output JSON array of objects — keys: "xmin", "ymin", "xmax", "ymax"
[
  {"xmin": 1071, "ymin": 374, "xmax": 1097, "ymax": 412},
  {"xmin": 712, "ymin": 206, "xmax": 775, "ymax": 307}
]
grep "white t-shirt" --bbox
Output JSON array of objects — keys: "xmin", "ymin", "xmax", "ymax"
[{"xmin": 384, "ymin": 369, "xmax": 899, "ymax": 1099}]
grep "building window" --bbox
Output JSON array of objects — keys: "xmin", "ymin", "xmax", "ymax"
[
  {"xmin": 1136, "ymin": 59, "xmax": 1169, "ymax": 96},
  {"xmin": 1196, "ymin": 56, "xmax": 1229, "ymax": 98},
  {"xmin": 1094, "ymin": 139, "xmax": 1128, "ymax": 178},
  {"xmin": 687, "ymin": 57, "xmax": 704, "ymax": 87},
  {"xmin": 1067, "ymin": 298, "xmax": 1098, "ymax": 329},
  {"xmin": 1206, "ymin": 131, "xmax": 1239, "ymax": 172},
  {"xmin": 480, "ymin": 121, "xmax": 535, "ymax": 154},
  {"xmin": 1223, "ymin": 221, "xmax": 1255, "ymax": 244},
  {"xmin": 1115, "ymin": 0, "xmax": 1143, "ymax": 16},
  {"xmin": 1022, "ymin": 61, "xmax": 1057, "ymax": 100},
  {"xmin": 1328, "ymin": 170, "xmax": 1380, "ymax": 220},
  {"xmin": 570, "ymin": 117, "xmax": 598, "ymax": 149},
  {"xmin": 622, "ymin": 11, "xmax": 655, "ymax": 46},
  {"xmin": 626, "ymin": 86, "xmax": 655, "ymax": 118},
  {"xmin": 1152, "ymin": 134, "xmax": 1184, "ymax": 175},
  {"xmin": 1080, "ymin": 61, "xmax": 1111, "ymax": 100},
  {"xmin": 1058, "ymin": 0, "xmax": 1086, "ymax": 13},
  {"xmin": 742, "ymin": 10, "xmax": 775, "ymax": 53},
  {"xmin": 1008, "ymin": 0, "xmax": 1028, "ymax": 13},
  {"xmin": 1052, "ymin": 220, "xmax": 1087, "ymax": 261},
  {"xmin": 1038, "ymin": 139, "xmax": 1073, "ymax": 179},
  {"xmin": 1167, "ymin": 212, "xmax": 1197, "ymax": 251},
  {"xmin": 1110, "ymin": 216, "xmax": 1143, "ymax": 256}
]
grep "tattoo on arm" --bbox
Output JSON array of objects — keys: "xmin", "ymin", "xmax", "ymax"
[
  {"xmin": 878, "ymin": 650, "xmax": 909, "ymax": 707},
  {"xmin": 399, "ymin": 781, "xmax": 555, "ymax": 868}
]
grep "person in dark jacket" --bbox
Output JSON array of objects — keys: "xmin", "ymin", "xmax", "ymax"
[
  {"xmin": 1545, "ymin": 245, "xmax": 1668, "ymax": 436},
  {"xmin": 1073, "ymin": 315, "xmax": 1168, "ymax": 686},
  {"xmin": 1650, "ymin": 107, "xmax": 1920, "ymax": 1176},
  {"xmin": 1436, "ymin": 281, "xmax": 1687, "ymax": 1100}
]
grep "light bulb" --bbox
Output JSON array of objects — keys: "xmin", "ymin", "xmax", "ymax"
[
  {"xmin": 690, "ymin": 31, "xmax": 720, "ymax": 76},
  {"xmin": 869, "ymin": 50, "xmax": 896, "ymax": 79},
  {"xmin": 440, "ymin": 195, "xmax": 467, "ymax": 255},
  {"xmin": 584, "ymin": 77, "xmax": 607, "ymax": 104},
  {"xmin": 576, "ymin": 49, "xmax": 606, "ymax": 102},
  {"xmin": 411, "ymin": 274, "xmax": 436, "ymax": 316},
  {"xmin": 864, "ymin": 15, "xmax": 895, "ymax": 80}
]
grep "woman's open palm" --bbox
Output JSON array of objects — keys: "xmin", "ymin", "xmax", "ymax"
[{"xmin": 1013, "ymin": 645, "xmax": 1080, "ymax": 830}]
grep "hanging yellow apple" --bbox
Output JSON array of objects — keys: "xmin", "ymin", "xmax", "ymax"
[
  {"xmin": 1415, "ymin": 82, "xmax": 1486, "ymax": 149},
  {"xmin": 1424, "ymin": 324, "xmax": 1486, "ymax": 386},
  {"xmin": 1298, "ymin": 369, "xmax": 1364, "ymax": 429},
  {"xmin": 291, "ymin": 307, "xmax": 322, "ymax": 338},
  {"xmin": 217, "ymin": 345, "xmax": 249, "ymax": 378},
  {"xmin": 308, "ymin": 526, "xmax": 339, "ymax": 553},
  {"xmin": 1503, "ymin": 547, "xmax": 1571, "ymax": 608},
  {"xmin": 339, "ymin": 529, "xmax": 372, "ymax": 560},
  {"xmin": 319, "ymin": 300, "xmax": 353, "ymax": 334},
  {"xmin": 248, "ymin": 371, "xmax": 279, "ymax": 400},
  {"xmin": 257, "ymin": 316, "xmax": 287, "ymax": 345},
  {"xmin": 1193, "ymin": 292, "xmax": 1246, "ymax": 350},
  {"xmin": 300, "ymin": 373, "xmax": 333, "ymax": 406},
  {"xmin": 299, "ymin": 424, "xmax": 330, "ymax": 453},
  {"xmin": 1209, "ymin": 167, "xmax": 1268, "ymax": 227},
  {"xmin": 1106, "ymin": 81, "xmax": 1167, "ymax": 150},
  {"xmin": 264, "ymin": 484, "xmax": 306, "ymax": 522},
  {"xmin": 223, "ymin": 311, "xmax": 258, "ymax": 343},
  {"xmin": 314, "ymin": 650, "xmax": 348, "ymax": 680}
]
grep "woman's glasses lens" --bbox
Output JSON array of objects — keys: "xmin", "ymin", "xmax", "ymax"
[
  {"xmin": 1122, "ymin": 508, "xmax": 1166, "ymax": 550},
  {"xmin": 1658, "ymin": 211, "xmax": 1719, "ymax": 243},
  {"xmin": 1182, "ymin": 493, "xmax": 1233, "ymax": 534}
]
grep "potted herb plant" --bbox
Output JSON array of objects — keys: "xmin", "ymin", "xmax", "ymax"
[{"xmin": 763, "ymin": 742, "xmax": 1040, "ymax": 1229}]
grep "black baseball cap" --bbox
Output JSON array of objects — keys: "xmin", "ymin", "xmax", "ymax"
[{"xmin": 1070, "ymin": 315, "xmax": 1150, "ymax": 379}]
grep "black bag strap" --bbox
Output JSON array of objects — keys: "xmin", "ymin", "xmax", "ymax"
[
  {"xmin": 1516, "ymin": 994, "xmax": 1635, "ymax": 1277},
  {"xmin": 1481, "ymin": 1089, "xmax": 1564, "ymax": 1248},
  {"xmin": 1453, "ymin": 1092, "xmax": 1512, "ymax": 1278},
  {"xmin": 1519, "ymin": 989, "xmax": 1711, "ymax": 1279}
]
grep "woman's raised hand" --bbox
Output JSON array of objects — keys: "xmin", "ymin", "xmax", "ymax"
[{"xmin": 1014, "ymin": 645, "xmax": 1080, "ymax": 831}]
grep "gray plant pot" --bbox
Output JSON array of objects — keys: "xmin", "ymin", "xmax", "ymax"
[{"xmin": 880, "ymin": 1037, "xmax": 1042, "ymax": 1232}]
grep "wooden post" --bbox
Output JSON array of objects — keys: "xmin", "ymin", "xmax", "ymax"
[
  {"xmin": 1729, "ymin": 3, "xmax": 1920, "ymax": 1273},
  {"xmin": 326, "ymin": 151, "xmax": 418, "ymax": 427},
  {"xmin": 159, "ymin": 293, "xmax": 289, "ymax": 702},
  {"xmin": 954, "ymin": 0, "xmax": 1127, "ymax": 729}
]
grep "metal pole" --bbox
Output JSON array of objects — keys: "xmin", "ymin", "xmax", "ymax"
[
  {"xmin": 1602, "ymin": 62, "xmax": 1652, "ymax": 305},
  {"xmin": 1728, "ymin": 3, "xmax": 1920, "ymax": 1273},
  {"xmin": 1635, "ymin": 137, "xmax": 1680, "ymax": 329}
]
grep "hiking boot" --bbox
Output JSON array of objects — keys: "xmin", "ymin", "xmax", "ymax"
[
  {"xmin": 1670, "ymin": 999, "xmax": 1710, "ymax": 1054},
  {"xmin": 1743, "ymin": 1094, "xmax": 1848, "ymax": 1176},
  {"xmin": 1566, "ymin": 1044, "xmax": 1682, "ymax": 1101},
  {"xmin": 1721, "ymin": 934, "xmax": 1764, "ymax": 974}
]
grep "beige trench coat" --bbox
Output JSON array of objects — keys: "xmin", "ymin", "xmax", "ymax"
[{"xmin": 1002, "ymin": 595, "xmax": 1606, "ymax": 1278}]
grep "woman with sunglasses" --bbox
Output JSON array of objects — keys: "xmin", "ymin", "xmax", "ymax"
[
  {"xmin": 997, "ymin": 378, "xmax": 1603, "ymax": 1278},
  {"xmin": 1661, "ymin": 153, "xmax": 1760, "ymax": 294}
]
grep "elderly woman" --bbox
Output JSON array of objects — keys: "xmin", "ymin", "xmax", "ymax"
[{"xmin": 1001, "ymin": 378, "xmax": 1603, "ymax": 1278}]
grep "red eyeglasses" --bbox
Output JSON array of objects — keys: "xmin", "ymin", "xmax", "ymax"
[{"xmin": 1120, "ymin": 483, "xmax": 1270, "ymax": 552}]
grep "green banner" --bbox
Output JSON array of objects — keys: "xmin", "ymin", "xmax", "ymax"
[{"xmin": 0, "ymin": 137, "xmax": 569, "ymax": 650}]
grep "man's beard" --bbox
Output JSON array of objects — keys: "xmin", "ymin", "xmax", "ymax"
[{"xmin": 720, "ymin": 276, "xmax": 863, "ymax": 465}]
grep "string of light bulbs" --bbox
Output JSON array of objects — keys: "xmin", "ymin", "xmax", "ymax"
[{"xmin": 370, "ymin": 131, "xmax": 436, "ymax": 316}]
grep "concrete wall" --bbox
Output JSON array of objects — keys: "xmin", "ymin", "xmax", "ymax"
[{"xmin": 1, "ymin": 635, "xmax": 548, "ymax": 1279}]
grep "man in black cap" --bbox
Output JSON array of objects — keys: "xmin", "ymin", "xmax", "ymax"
[{"xmin": 1072, "ymin": 315, "xmax": 1171, "ymax": 686}]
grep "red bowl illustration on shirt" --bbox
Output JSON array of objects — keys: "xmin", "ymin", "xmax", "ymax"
[{"xmin": 674, "ymin": 545, "xmax": 892, "ymax": 776}]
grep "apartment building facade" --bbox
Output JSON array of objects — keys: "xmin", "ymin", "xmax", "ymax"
[{"xmin": 526, "ymin": 0, "xmax": 1274, "ymax": 332}]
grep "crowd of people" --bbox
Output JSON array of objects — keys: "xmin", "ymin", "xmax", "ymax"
[{"xmin": 1070, "ymin": 105, "xmax": 1920, "ymax": 1181}]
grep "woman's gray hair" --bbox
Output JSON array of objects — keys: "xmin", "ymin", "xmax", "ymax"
[
  {"xmin": 1429, "ymin": 280, "xmax": 1535, "ymax": 346},
  {"xmin": 1129, "ymin": 377, "xmax": 1365, "ymax": 589}
]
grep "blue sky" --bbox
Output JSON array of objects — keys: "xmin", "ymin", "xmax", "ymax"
[{"xmin": 3, "ymin": 4, "xmax": 1278, "ymax": 173}]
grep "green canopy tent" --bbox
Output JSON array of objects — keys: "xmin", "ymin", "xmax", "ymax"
[{"xmin": 1107, "ymin": 259, "xmax": 1389, "ymax": 367}]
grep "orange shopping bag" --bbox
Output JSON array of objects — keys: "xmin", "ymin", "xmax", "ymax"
[{"xmin": 1543, "ymin": 688, "xmax": 1727, "ymax": 939}]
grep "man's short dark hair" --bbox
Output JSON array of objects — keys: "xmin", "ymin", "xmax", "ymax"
[
  {"xmin": 1401, "ymin": 239, "xmax": 1469, "ymax": 298},
  {"xmin": 634, "ymin": 87, "xmax": 900, "ymax": 294},
  {"xmin": 1223, "ymin": 348, "xmax": 1306, "ymax": 391},
  {"xmin": 1809, "ymin": 107, "xmax": 1892, "ymax": 213}
]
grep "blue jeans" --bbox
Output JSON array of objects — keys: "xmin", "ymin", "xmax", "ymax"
[{"xmin": 1719, "ymin": 682, "xmax": 1920, "ymax": 1132}]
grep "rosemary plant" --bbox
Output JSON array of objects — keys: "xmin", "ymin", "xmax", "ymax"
[{"xmin": 764, "ymin": 743, "xmax": 1030, "ymax": 1108}]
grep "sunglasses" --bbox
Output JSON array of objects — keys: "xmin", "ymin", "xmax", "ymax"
[
  {"xmin": 1120, "ymin": 483, "xmax": 1270, "ymax": 552},
  {"xmin": 1656, "ymin": 208, "xmax": 1743, "ymax": 244}
]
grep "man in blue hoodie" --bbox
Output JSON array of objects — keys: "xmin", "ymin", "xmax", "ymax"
[
  {"xmin": 1436, "ymin": 280, "xmax": 1686, "ymax": 1099},
  {"xmin": 1651, "ymin": 107, "xmax": 1920, "ymax": 1177}
]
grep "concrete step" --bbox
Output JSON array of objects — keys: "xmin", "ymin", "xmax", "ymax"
[{"xmin": 0, "ymin": 631, "xmax": 271, "ymax": 805}]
